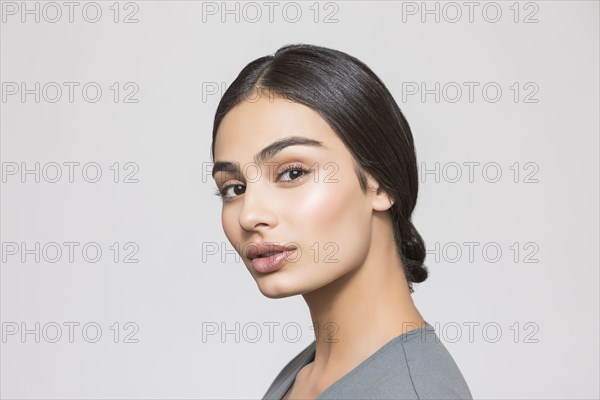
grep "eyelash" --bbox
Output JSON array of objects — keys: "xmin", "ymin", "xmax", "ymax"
[{"xmin": 214, "ymin": 163, "xmax": 310, "ymax": 200}]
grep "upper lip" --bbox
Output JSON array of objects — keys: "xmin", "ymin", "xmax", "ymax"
[{"xmin": 246, "ymin": 242, "xmax": 297, "ymax": 260}]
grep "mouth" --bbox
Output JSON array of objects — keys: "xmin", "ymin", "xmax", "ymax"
[
  {"xmin": 257, "ymin": 251, "xmax": 283, "ymax": 258},
  {"xmin": 248, "ymin": 245, "xmax": 298, "ymax": 274},
  {"xmin": 246, "ymin": 243, "xmax": 297, "ymax": 261}
]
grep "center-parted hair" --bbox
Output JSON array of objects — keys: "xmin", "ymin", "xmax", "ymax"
[{"xmin": 211, "ymin": 43, "xmax": 428, "ymax": 293}]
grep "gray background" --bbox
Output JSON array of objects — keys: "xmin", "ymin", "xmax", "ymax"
[{"xmin": 1, "ymin": 0, "xmax": 598, "ymax": 399}]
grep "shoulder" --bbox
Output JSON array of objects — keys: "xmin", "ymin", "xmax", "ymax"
[
  {"xmin": 320, "ymin": 324, "xmax": 473, "ymax": 400},
  {"xmin": 362, "ymin": 325, "xmax": 473, "ymax": 399},
  {"xmin": 392, "ymin": 325, "xmax": 473, "ymax": 399}
]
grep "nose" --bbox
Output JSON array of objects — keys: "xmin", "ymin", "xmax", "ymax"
[{"xmin": 238, "ymin": 182, "xmax": 278, "ymax": 233}]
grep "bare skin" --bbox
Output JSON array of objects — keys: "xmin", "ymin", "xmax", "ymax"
[
  {"xmin": 213, "ymin": 89, "xmax": 425, "ymax": 400},
  {"xmin": 281, "ymin": 241, "xmax": 424, "ymax": 399}
]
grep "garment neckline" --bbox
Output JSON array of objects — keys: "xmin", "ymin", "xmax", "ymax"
[{"xmin": 280, "ymin": 320, "xmax": 434, "ymax": 399}]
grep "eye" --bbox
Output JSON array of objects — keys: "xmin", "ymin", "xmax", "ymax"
[
  {"xmin": 213, "ymin": 163, "xmax": 311, "ymax": 201},
  {"xmin": 214, "ymin": 184, "xmax": 245, "ymax": 200},
  {"xmin": 278, "ymin": 163, "xmax": 310, "ymax": 183}
]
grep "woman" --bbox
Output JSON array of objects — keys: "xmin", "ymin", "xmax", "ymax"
[{"xmin": 210, "ymin": 43, "xmax": 473, "ymax": 400}]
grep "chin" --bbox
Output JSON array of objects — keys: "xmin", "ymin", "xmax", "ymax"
[
  {"xmin": 255, "ymin": 274, "xmax": 311, "ymax": 299},
  {"xmin": 257, "ymin": 284, "xmax": 298, "ymax": 299}
]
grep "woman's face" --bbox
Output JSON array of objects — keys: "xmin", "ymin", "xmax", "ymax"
[{"xmin": 213, "ymin": 91, "xmax": 388, "ymax": 298}]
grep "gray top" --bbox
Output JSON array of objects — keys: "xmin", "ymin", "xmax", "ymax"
[{"xmin": 262, "ymin": 321, "xmax": 473, "ymax": 400}]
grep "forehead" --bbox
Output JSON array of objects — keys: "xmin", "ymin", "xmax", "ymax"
[{"xmin": 214, "ymin": 94, "xmax": 339, "ymax": 162}]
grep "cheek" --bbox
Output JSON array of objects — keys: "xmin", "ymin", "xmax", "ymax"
[
  {"xmin": 286, "ymin": 172, "xmax": 371, "ymax": 265},
  {"xmin": 291, "ymin": 180, "xmax": 349, "ymax": 227},
  {"xmin": 221, "ymin": 208, "xmax": 240, "ymax": 249}
]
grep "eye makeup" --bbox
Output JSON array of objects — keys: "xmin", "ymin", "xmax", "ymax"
[{"xmin": 214, "ymin": 161, "xmax": 314, "ymax": 201}]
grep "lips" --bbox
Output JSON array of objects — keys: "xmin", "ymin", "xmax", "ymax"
[{"xmin": 246, "ymin": 242, "xmax": 297, "ymax": 261}]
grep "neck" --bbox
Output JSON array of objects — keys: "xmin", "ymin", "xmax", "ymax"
[{"xmin": 300, "ymin": 215, "xmax": 425, "ymax": 382}]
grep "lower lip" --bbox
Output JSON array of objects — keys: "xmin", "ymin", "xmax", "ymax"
[{"xmin": 251, "ymin": 249, "xmax": 297, "ymax": 273}]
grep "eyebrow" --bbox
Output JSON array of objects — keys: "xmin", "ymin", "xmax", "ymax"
[{"xmin": 212, "ymin": 136, "xmax": 324, "ymax": 178}]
